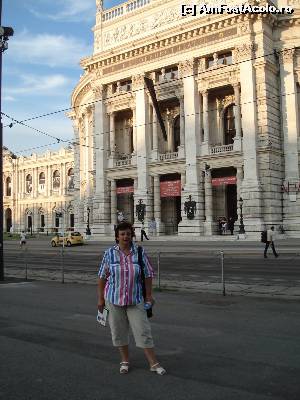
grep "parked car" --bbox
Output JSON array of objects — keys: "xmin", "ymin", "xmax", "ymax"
[{"xmin": 51, "ymin": 232, "xmax": 84, "ymax": 247}]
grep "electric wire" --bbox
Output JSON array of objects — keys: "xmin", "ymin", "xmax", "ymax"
[{"xmin": 2, "ymin": 45, "xmax": 293, "ymax": 129}]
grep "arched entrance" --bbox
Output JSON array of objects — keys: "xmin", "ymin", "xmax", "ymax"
[
  {"xmin": 116, "ymin": 179, "xmax": 134, "ymax": 223},
  {"xmin": 211, "ymin": 167, "xmax": 237, "ymax": 231},
  {"xmin": 5, "ymin": 208, "xmax": 12, "ymax": 232}
]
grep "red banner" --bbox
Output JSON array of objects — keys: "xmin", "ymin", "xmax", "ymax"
[
  {"xmin": 212, "ymin": 176, "xmax": 236, "ymax": 186},
  {"xmin": 160, "ymin": 180, "xmax": 181, "ymax": 197},
  {"xmin": 116, "ymin": 186, "xmax": 134, "ymax": 194}
]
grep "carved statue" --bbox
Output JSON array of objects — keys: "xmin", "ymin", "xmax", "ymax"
[
  {"xmin": 96, "ymin": 0, "xmax": 103, "ymax": 13},
  {"xmin": 184, "ymin": 195, "xmax": 197, "ymax": 220},
  {"xmin": 136, "ymin": 199, "xmax": 146, "ymax": 222}
]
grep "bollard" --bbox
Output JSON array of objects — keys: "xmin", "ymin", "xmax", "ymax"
[
  {"xmin": 157, "ymin": 251, "xmax": 161, "ymax": 291},
  {"xmin": 221, "ymin": 250, "xmax": 226, "ymax": 296}
]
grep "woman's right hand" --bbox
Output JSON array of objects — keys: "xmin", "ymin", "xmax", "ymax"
[{"xmin": 98, "ymin": 298, "xmax": 105, "ymax": 313}]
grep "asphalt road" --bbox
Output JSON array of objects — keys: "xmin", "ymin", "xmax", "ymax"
[
  {"xmin": 4, "ymin": 239, "xmax": 300, "ymax": 292},
  {"xmin": 0, "ymin": 281, "xmax": 300, "ymax": 400}
]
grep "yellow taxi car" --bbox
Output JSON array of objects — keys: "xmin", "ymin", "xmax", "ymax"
[{"xmin": 51, "ymin": 232, "xmax": 84, "ymax": 247}]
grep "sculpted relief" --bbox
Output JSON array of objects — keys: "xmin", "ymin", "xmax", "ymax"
[{"xmin": 103, "ymin": 6, "xmax": 182, "ymax": 48}]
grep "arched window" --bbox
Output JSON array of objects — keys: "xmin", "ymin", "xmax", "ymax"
[
  {"xmin": 39, "ymin": 172, "xmax": 45, "ymax": 191},
  {"xmin": 67, "ymin": 168, "xmax": 74, "ymax": 189},
  {"xmin": 6, "ymin": 177, "xmax": 12, "ymax": 196},
  {"xmin": 53, "ymin": 170, "xmax": 60, "ymax": 190},
  {"xmin": 173, "ymin": 116, "xmax": 180, "ymax": 151},
  {"xmin": 26, "ymin": 174, "xmax": 32, "ymax": 193},
  {"xmin": 224, "ymin": 105, "xmax": 235, "ymax": 145}
]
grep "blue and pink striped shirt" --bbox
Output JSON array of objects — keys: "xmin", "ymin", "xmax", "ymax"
[{"xmin": 98, "ymin": 244, "xmax": 154, "ymax": 306}]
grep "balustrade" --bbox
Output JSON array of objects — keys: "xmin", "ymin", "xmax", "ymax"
[
  {"xmin": 159, "ymin": 152, "xmax": 178, "ymax": 161},
  {"xmin": 210, "ymin": 144, "xmax": 233, "ymax": 154}
]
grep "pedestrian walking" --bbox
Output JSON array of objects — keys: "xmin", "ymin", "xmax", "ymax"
[
  {"xmin": 20, "ymin": 231, "xmax": 26, "ymax": 248},
  {"xmin": 141, "ymin": 222, "xmax": 149, "ymax": 242},
  {"xmin": 221, "ymin": 219, "xmax": 227, "ymax": 235},
  {"xmin": 228, "ymin": 217, "xmax": 235, "ymax": 235},
  {"xmin": 97, "ymin": 221, "xmax": 166, "ymax": 375},
  {"xmin": 264, "ymin": 226, "xmax": 279, "ymax": 258}
]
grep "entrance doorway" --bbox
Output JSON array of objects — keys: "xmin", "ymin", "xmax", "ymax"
[
  {"xmin": 160, "ymin": 173, "xmax": 181, "ymax": 234},
  {"xmin": 27, "ymin": 215, "xmax": 32, "ymax": 234},
  {"xmin": 211, "ymin": 167, "xmax": 237, "ymax": 230},
  {"xmin": 5, "ymin": 208, "xmax": 12, "ymax": 232},
  {"xmin": 116, "ymin": 179, "xmax": 134, "ymax": 223},
  {"xmin": 226, "ymin": 184, "xmax": 237, "ymax": 220}
]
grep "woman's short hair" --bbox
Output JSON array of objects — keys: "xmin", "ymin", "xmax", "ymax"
[{"xmin": 115, "ymin": 222, "xmax": 134, "ymax": 243}]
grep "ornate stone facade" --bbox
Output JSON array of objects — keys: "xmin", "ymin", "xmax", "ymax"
[
  {"xmin": 3, "ymin": 147, "xmax": 75, "ymax": 234},
  {"xmin": 69, "ymin": 0, "xmax": 300, "ymax": 237}
]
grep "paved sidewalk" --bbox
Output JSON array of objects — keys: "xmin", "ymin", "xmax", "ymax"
[{"xmin": 0, "ymin": 281, "xmax": 299, "ymax": 400}]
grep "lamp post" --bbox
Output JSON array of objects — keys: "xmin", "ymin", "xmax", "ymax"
[
  {"xmin": 0, "ymin": 2, "xmax": 14, "ymax": 281},
  {"xmin": 238, "ymin": 197, "xmax": 245, "ymax": 234},
  {"xmin": 86, "ymin": 207, "xmax": 91, "ymax": 236}
]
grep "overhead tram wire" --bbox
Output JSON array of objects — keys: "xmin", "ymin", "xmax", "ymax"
[
  {"xmin": 2, "ymin": 46, "xmax": 295, "ymax": 128},
  {"xmin": 3, "ymin": 84, "xmax": 298, "ymax": 156}
]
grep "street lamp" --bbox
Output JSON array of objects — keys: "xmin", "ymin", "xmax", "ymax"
[
  {"xmin": 238, "ymin": 197, "xmax": 245, "ymax": 234},
  {"xmin": 86, "ymin": 207, "xmax": 91, "ymax": 236},
  {"xmin": 0, "ymin": 2, "xmax": 14, "ymax": 281}
]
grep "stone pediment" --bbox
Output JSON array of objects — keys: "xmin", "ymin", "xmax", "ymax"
[
  {"xmin": 155, "ymin": 80, "xmax": 182, "ymax": 101},
  {"xmin": 197, "ymin": 64, "xmax": 239, "ymax": 90},
  {"xmin": 105, "ymin": 91, "xmax": 134, "ymax": 113}
]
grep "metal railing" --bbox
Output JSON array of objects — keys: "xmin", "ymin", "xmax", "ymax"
[{"xmin": 9, "ymin": 245, "xmax": 296, "ymax": 297}]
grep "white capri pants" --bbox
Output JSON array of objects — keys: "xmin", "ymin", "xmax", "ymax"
[{"xmin": 106, "ymin": 301, "xmax": 154, "ymax": 348}]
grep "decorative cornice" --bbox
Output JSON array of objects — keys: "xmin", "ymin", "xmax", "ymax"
[{"xmin": 84, "ymin": 24, "xmax": 239, "ymax": 75}]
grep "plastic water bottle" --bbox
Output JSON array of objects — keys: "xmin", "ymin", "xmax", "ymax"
[{"xmin": 144, "ymin": 302, "xmax": 153, "ymax": 318}]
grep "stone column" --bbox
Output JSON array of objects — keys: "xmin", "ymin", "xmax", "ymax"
[
  {"xmin": 178, "ymin": 96, "xmax": 185, "ymax": 158},
  {"xmin": 109, "ymin": 111, "xmax": 115, "ymax": 157},
  {"xmin": 132, "ymin": 73, "xmax": 151, "ymax": 228},
  {"xmin": 279, "ymin": 47, "xmax": 300, "ymax": 234},
  {"xmin": 153, "ymin": 175, "xmax": 163, "ymax": 235},
  {"xmin": 178, "ymin": 59, "xmax": 204, "ymax": 236},
  {"xmin": 152, "ymin": 107, "xmax": 158, "ymax": 152},
  {"xmin": 47, "ymin": 166, "xmax": 51, "ymax": 197},
  {"xmin": 33, "ymin": 167, "xmax": 38, "ymax": 198},
  {"xmin": 67, "ymin": 113, "xmax": 81, "ymax": 230},
  {"xmin": 61, "ymin": 163, "xmax": 66, "ymax": 196},
  {"xmin": 167, "ymin": 112, "xmax": 174, "ymax": 152},
  {"xmin": 236, "ymin": 166, "xmax": 243, "ymax": 225},
  {"xmin": 236, "ymin": 43, "xmax": 263, "ymax": 235},
  {"xmin": 90, "ymin": 83, "xmax": 111, "ymax": 235},
  {"xmin": 110, "ymin": 180, "xmax": 117, "ymax": 226},
  {"xmin": 204, "ymin": 169, "xmax": 213, "ymax": 235},
  {"xmin": 202, "ymin": 90, "xmax": 209, "ymax": 142},
  {"xmin": 132, "ymin": 107, "xmax": 137, "ymax": 154},
  {"xmin": 233, "ymin": 83, "xmax": 242, "ymax": 151}
]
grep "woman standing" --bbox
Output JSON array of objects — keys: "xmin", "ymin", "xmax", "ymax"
[{"xmin": 97, "ymin": 222, "xmax": 166, "ymax": 375}]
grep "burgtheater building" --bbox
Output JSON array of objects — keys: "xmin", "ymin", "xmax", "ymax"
[
  {"xmin": 68, "ymin": 0, "xmax": 300, "ymax": 237},
  {"xmin": 3, "ymin": 147, "xmax": 75, "ymax": 233}
]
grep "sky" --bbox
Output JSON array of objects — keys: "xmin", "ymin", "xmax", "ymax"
[{"xmin": 2, "ymin": 0, "xmax": 123, "ymax": 155}]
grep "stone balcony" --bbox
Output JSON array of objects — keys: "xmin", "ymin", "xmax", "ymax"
[
  {"xmin": 210, "ymin": 144, "xmax": 234, "ymax": 154},
  {"xmin": 159, "ymin": 151, "xmax": 178, "ymax": 161},
  {"xmin": 115, "ymin": 154, "xmax": 132, "ymax": 167}
]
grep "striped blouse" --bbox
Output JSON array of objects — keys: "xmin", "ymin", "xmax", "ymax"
[{"xmin": 98, "ymin": 244, "xmax": 154, "ymax": 306}]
